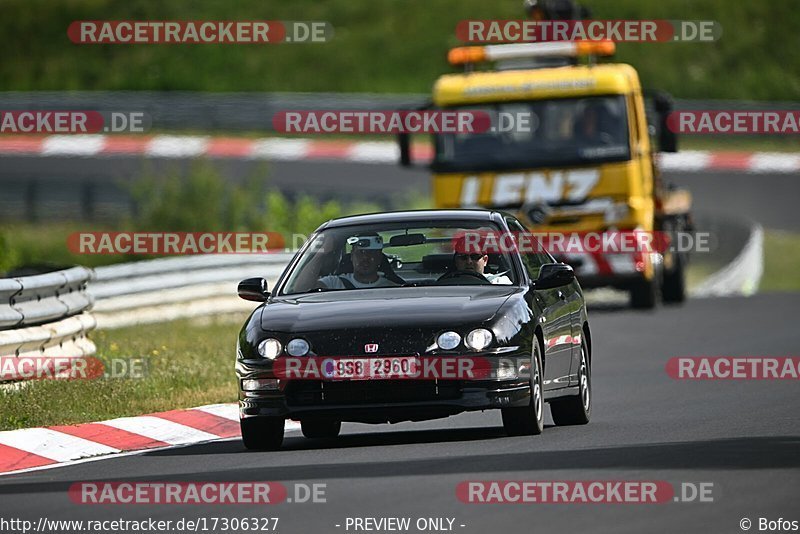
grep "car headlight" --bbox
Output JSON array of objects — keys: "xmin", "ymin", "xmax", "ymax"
[
  {"xmin": 286, "ymin": 338, "xmax": 310, "ymax": 356},
  {"xmin": 257, "ymin": 338, "xmax": 282, "ymax": 359},
  {"xmin": 465, "ymin": 328, "xmax": 493, "ymax": 351},
  {"xmin": 436, "ymin": 331, "xmax": 461, "ymax": 350}
]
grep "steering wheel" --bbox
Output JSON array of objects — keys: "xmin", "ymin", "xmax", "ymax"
[{"xmin": 435, "ymin": 270, "xmax": 492, "ymax": 285}]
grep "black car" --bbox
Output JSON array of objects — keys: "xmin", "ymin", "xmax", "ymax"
[{"xmin": 236, "ymin": 209, "xmax": 592, "ymax": 450}]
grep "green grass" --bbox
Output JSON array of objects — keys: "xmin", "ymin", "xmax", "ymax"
[
  {"xmin": 1, "ymin": 0, "xmax": 799, "ymax": 100},
  {"xmin": 0, "ymin": 315, "xmax": 244, "ymax": 430},
  {"xmin": 760, "ymin": 231, "xmax": 800, "ymax": 293}
]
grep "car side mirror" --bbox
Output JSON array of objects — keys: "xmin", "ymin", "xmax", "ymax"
[
  {"xmin": 238, "ymin": 277, "xmax": 270, "ymax": 302},
  {"xmin": 533, "ymin": 263, "xmax": 575, "ymax": 290}
]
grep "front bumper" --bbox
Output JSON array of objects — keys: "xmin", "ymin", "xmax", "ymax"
[{"xmin": 237, "ymin": 354, "xmax": 532, "ymax": 423}]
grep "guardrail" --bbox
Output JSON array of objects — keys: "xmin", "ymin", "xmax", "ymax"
[
  {"xmin": 0, "ymin": 267, "xmax": 96, "ymax": 360},
  {"xmin": 90, "ymin": 253, "xmax": 294, "ymax": 329}
]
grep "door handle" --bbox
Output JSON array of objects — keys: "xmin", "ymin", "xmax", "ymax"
[{"xmin": 557, "ymin": 290, "xmax": 566, "ymax": 301}]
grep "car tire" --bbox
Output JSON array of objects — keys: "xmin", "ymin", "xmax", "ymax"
[
  {"xmin": 502, "ymin": 342, "xmax": 544, "ymax": 436},
  {"xmin": 240, "ymin": 416, "xmax": 285, "ymax": 451},
  {"xmin": 550, "ymin": 339, "xmax": 591, "ymax": 425},
  {"xmin": 630, "ymin": 276, "xmax": 658, "ymax": 309},
  {"xmin": 661, "ymin": 252, "xmax": 686, "ymax": 303},
  {"xmin": 301, "ymin": 419, "xmax": 341, "ymax": 439}
]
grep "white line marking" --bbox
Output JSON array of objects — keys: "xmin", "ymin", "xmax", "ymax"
[
  {"xmin": 145, "ymin": 135, "xmax": 209, "ymax": 158},
  {"xmin": 347, "ymin": 142, "xmax": 398, "ymax": 163},
  {"xmin": 0, "ymin": 428, "xmax": 118, "ymax": 462},
  {"xmin": 659, "ymin": 151, "xmax": 712, "ymax": 172},
  {"xmin": 249, "ymin": 138, "xmax": 310, "ymax": 160},
  {"xmin": 41, "ymin": 135, "xmax": 106, "ymax": 156},
  {"xmin": 192, "ymin": 403, "xmax": 239, "ymax": 421},
  {"xmin": 749, "ymin": 153, "xmax": 800, "ymax": 173},
  {"xmin": 99, "ymin": 415, "xmax": 219, "ymax": 445}
]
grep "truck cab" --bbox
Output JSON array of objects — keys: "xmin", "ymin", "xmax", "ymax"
[{"xmin": 400, "ymin": 40, "xmax": 691, "ymax": 308}]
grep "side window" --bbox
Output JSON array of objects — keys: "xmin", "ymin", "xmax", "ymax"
[{"xmin": 505, "ymin": 217, "xmax": 551, "ymax": 280}]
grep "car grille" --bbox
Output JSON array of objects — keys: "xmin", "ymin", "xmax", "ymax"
[{"xmin": 286, "ymin": 380, "xmax": 462, "ymax": 406}]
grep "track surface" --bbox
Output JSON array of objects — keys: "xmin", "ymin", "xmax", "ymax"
[{"xmin": 0, "ymin": 293, "xmax": 798, "ymax": 533}]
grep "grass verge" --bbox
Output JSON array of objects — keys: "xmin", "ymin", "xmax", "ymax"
[{"xmin": 760, "ymin": 230, "xmax": 800, "ymax": 293}]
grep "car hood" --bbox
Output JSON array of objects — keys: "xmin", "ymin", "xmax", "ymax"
[{"xmin": 260, "ymin": 286, "xmax": 519, "ymax": 333}]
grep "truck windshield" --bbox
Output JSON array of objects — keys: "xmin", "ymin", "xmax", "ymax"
[{"xmin": 433, "ymin": 95, "xmax": 629, "ymax": 173}]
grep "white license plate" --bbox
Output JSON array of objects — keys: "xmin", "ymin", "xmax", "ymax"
[{"xmin": 321, "ymin": 357, "xmax": 418, "ymax": 380}]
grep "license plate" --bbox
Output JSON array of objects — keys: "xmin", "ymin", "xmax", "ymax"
[{"xmin": 321, "ymin": 357, "xmax": 418, "ymax": 380}]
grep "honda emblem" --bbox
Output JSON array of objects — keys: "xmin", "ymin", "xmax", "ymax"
[{"xmin": 364, "ymin": 343, "xmax": 378, "ymax": 353}]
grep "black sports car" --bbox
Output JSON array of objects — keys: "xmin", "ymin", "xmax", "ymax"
[{"xmin": 236, "ymin": 209, "xmax": 592, "ymax": 450}]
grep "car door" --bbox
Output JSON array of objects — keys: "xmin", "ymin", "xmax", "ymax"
[{"xmin": 507, "ymin": 218, "xmax": 573, "ymax": 389}]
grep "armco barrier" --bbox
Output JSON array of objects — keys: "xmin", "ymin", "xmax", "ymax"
[
  {"xmin": 0, "ymin": 267, "xmax": 96, "ymax": 363},
  {"xmin": 89, "ymin": 253, "xmax": 294, "ymax": 329}
]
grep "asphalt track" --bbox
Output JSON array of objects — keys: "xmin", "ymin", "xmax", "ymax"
[
  {"xmin": 0, "ymin": 155, "xmax": 798, "ymax": 532},
  {"xmin": 0, "ymin": 293, "xmax": 798, "ymax": 533}
]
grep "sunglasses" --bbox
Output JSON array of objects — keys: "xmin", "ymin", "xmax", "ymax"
[{"xmin": 455, "ymin": 253, "xmax": 484, "ymax": 261}]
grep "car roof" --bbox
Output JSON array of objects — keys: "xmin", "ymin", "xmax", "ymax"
[{"xmin": 320, "ymin": 209, "xmax": 506, "ymax": 230}]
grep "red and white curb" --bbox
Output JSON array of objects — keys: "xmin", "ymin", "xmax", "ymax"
[
  {"xmin": 0, "ymin": 134, "xmax": 798, "ymax": 173},
  {"xmin": 0, "ymin": 403, "xmax": 299, "ymax": 477}
]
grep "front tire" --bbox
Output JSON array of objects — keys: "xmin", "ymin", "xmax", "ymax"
[
  {"xmin": 502, "ymin": 342, "xmax": 544, "ymax": 436},
  {"xmin": 661, "ymin": 252, "xmax": 686, "ymax": 303},
  {"xmin": 301, "ymin": 419, "xmax": 341, "ymax": 439},
  {"xmin": 550, "ymin": 339, "xmax": 591, "ymax": 425},
  {"xmin": 241, "ymin": 416, "xmax": 285, "ymax": 451},
  {"xmin": 630, "ymin": 276, "xmax": 658, "ymax": 309}
]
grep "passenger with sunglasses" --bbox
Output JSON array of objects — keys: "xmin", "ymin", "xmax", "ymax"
[{"xmin": 453, "ymin": 250, "xmax": 513, "ymax": 285}]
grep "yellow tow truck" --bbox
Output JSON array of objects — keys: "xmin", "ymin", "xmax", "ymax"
[{"xmin": 399, "ymin": 38, "xmax": 692, "ymax": 309}]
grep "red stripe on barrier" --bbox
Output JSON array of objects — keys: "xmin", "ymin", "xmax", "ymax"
[
  {"xmin": 49, "ymin": 423, "xmax": 169, "ymax": 451},
  {"xmin": 0, "ymin": 136, "xmax": 45, "ymax": 154},
  {"xmin": 708, "ymin": 152, "xmax": 752, "ymax": 170},
  {"xmin": 305, "ymin": 141, "xmax": 353, "ymax": 159},
  {"xmin": 0, "ymin": 444, "xmax": 56, "ymax": 473},
  {"xmin": 152, "ymin": 410, "xmax": 240, "ymax": 438},
  {"xmin": 207, "ymin": 137, "xmax": 257, "ymax": 158}
]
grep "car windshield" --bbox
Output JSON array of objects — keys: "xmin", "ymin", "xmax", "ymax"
[
  {"xmin": 433, "ymin": 95, "xmax": 630, "ymax": 173},
  {"xmin": 279, "ymin": 220, "xmax": 519, "ymax": 295}
]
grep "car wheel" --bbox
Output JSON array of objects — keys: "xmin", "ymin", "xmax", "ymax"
[
  {"xmin": 630, "ymin": 276, "xmax": 658, "ymax": 309},
  {"xmin": 502, "ymin": 342, "xmax": 544, "ymax": 436},
  {"xmin": 661, "ymin": 252, "xmax": 686, "ymax": 303},
  {"xmin": 550, "ymin": 339, "xmax": 591, "ymax": 425},
  {"xmin": 301, "ymin": 419, "xmax": 341, "ymax": 439},
  {"xmin": 240, "ymin": 416, "xmax": 285, "ymax": 451}
]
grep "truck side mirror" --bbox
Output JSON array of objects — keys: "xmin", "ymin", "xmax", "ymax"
[
  {"xmin": 398, "ymin": 132, "xmax": 411, "ymax": 166},
  {"xmin": 654, "ymin": 92, "xmax": 678, "ymax": 153}
]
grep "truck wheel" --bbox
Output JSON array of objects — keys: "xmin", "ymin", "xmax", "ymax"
[
  {"xmin": 662, "ymin": 253, "xmax": 686, "ymax": 303},
  {"xmin": 241, "ymin": 416, "xmax": 284, "ymax": 450},
  {"xmin": 630, "ymin": 277, "xmax": 658, "ymax": 309},
  {"xmin": 550, "ymin": 339, "xmax": 591, "ymax": 425},
  {"xmin": 301, "ymin": 419, "xmax": 341, "ymax": 439},
  {"xmin": 502, "ymin": 342, "xmax": 544, "ymax": 436}
]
